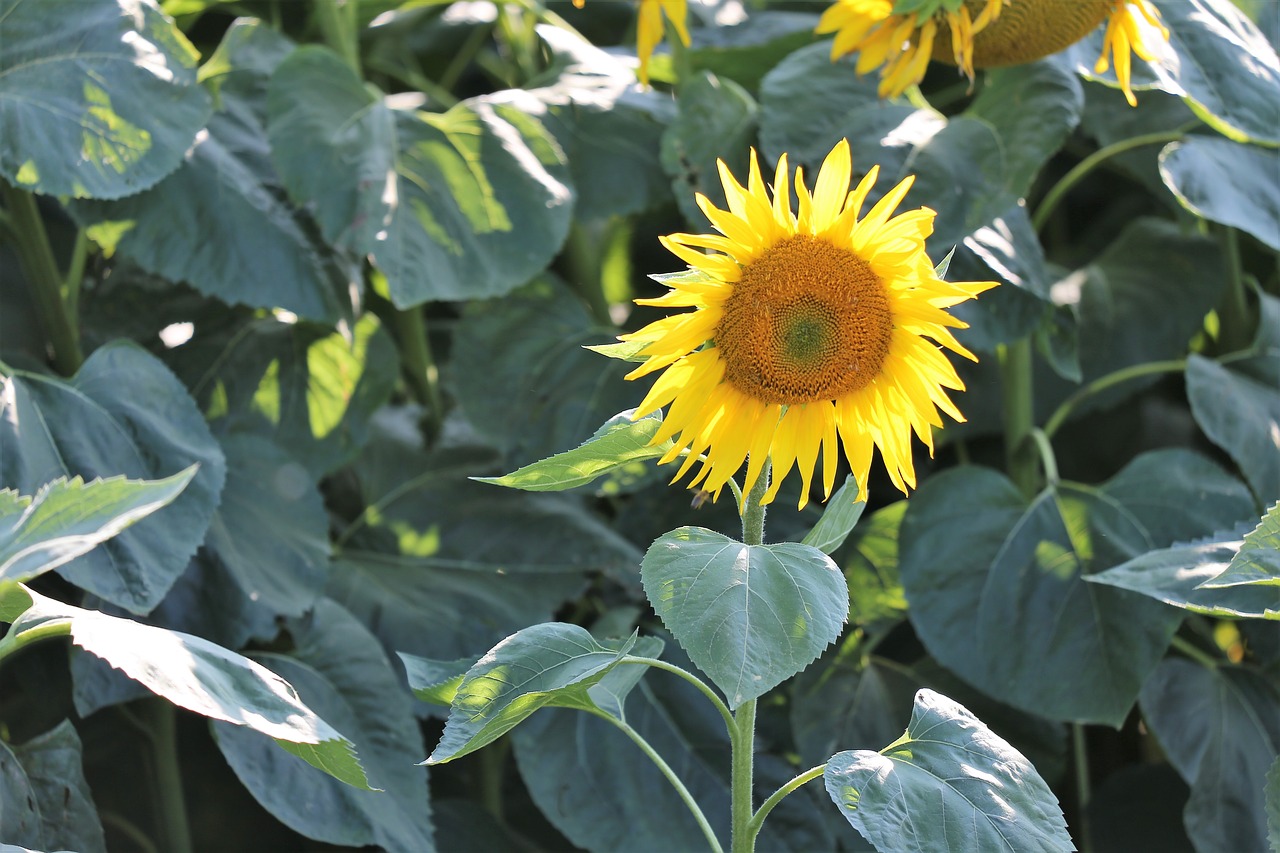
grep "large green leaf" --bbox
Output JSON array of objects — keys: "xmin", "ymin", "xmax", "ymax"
[
  {"xmin": 372, "ymin": 94, "xmax": 572, "ymax": 307},
  {"xmin": 824, "ymin": 689, "xmax": 1072, "ymax": 852},
  {"xmin": 212, "ymin": 600, "xmax": 434, "ymax": 851},
  {"xmin": 1186, "ymin": 351, "xmax": 1280, "ymax": 504},
  {"xmin": 0, "ymin": 0, "xmax": 211, "ymax": 198},
  {"xmin": 266, "ymin": 46, "xmax": 396, "ymax": 254},
  {"xmin": 899, "ymin": 450, "xmax": 1255, "ymax": 724},
  {"xmin": 0, "ymin": 468, "xmax": 194, "ymax": 584},
  {"xmin": 474, "ymin": 410, "xmax": 672, "ymax": 494},
  {"xmin": 175, "ymin": 313, "xmax": 399, "ymax": 478},
  {"xmin": 641, "ymin": 526, "xmax": 848, "ymax": 708},
  {"xmin": 2, "ymin": 720, "xmax": 106, "ymax": 853},
  {"xmin": 1202, "ymin": 502, "xmax": 1280, "ymax": 589},
  {"xmin": 1267, "ymin": 754, "xmax": 1280, "ymax": 853},
  {"xmin": 0, "ymin": 343, "xmax": 226, "ymax": 613},
  {"xmin": 660, "ymin": 70, "xmax": 758, "ymax": 229},
  {"xmin": 1140, "ymin": 658, "xmax": 1280, "ymax": 853},
  {"xmin": 0, "ymin": 584, "xmax": 371, "ymax": 789},
  {"xmin": 1160, "ymin": 137, "xmax": 1280, "ymax": 251},
  {"xmin": 69, "ymin": 87, "xmax": 353, "ymax": 324},
  {"xmin": 1067, "ymin": 0, "xmax": 1280, "ymax": 145},
  {"xmin": 427, "ymin": 623, "xmax": 639, "ymax": 763}
]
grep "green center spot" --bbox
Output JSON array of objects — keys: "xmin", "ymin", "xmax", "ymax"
[{"xmin": 781, "ymin": 315, "xmax": 830, "ymax": 364}]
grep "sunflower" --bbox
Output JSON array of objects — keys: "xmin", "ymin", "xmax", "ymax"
[
  {"xmin": 572, "ymin": 0, "xmax": 690, "ymax": 87},
  {"xmin": 620, "ymin": 140, "xmax": 996, "ymax": 509},
  {"xmin": 817, "ymin": 0, "xmax": 1168, "ymax": 106}
]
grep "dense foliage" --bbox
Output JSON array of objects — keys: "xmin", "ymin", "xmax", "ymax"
[{"xmin": 1, "ymin": 0, "xmax": 1279, "ymax": 851}]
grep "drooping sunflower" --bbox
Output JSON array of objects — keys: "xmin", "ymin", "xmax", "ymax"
[
  {"xmin": 621, "ymin": 140, "xmax": 996, "ymax": 508},
  {"xmin": 572, "ymin": 0, "xmax": 691, "ymax": 87},
  {"xmin": 817, "ymin": 0, "xmax": 1168, "ymax": 106}
]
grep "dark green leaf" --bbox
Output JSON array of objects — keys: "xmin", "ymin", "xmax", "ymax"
[
  {"xmin": 0, "ymin": 468, "xmax": 194, "ymax": 584},
  {"xmin": 586, "ymin": 636, "xmax": 665, "ymax": 720},
  {"xmin": 900, "ymin": 451, "xmax": 1254, "ymax": 724},
  {"xmin": 683, "ymin": 11, "xmax": 821, "ymax": 93},
  {"xmin": 8, "ymin": 721, "xmax": 106, "ymax": 853},
  {"xmin": 428, "ymin": 623, "xmax": 639, "ymax": 763},
  {"xmin": 0, "ymin": 0, "xmax": 211, "ymax": 198},
  {"xmin": 660, "ymin": 70, "xmax": 758, "ymax": 229},
  {"xmin": 801, "ymin": 475, "xmax": 865, "ymax": 555},
  {"xmin": 1201, "ymin": 502, "xmax": 1280, "ymax": 589},
  {"xmin": 1160, "ymin": 137, "xmax": 1280, "ymax": 251},
  {"xmin": 0, "ymin": 738, "xmax": 41, "ymax": 848},
  {"xmin": 4, "ymin": 585, "xmax": 371, "ymax": 789},
  {"xmin": 1187, "ymin": 352, "xmax": 1280, "ymax": 504},
  {"xmin": 1085, "ymin": 764, "xmax": 1193, "ymax": 853},
  {"xmin": 1267, "ymin": 754, "xmax": 1280, "ymax": 853},
  {"xmin": 823, "ymin": 689, "xmax": 1072, "ymax": 853},
  {"xmin": 641, "ymin": 526, "xmax": 848, "ymax": 708},
  {"xmin": 1140, "ymin": 658, "xmax": 1280, "ymax": 853},
  {"xmin": 474, "ymin": 410, "xmax": 672, "ymax": 494},
  {"xmin": 212, "ymin": 600, "xmax": 433, "ymax": 850},
  {"xmin": 267, "ymin": 46, "xmax": 396, "ymax": 254},
  {"xmin": 0, "ymin": 343, "xmax": 226, "ymax": 613},
  {"xmin": 399, "ymin": 653, "xmax": 477, "ymax": 707}
]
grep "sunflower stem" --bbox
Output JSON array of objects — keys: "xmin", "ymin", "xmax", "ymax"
[
  {"xmin": 1214, "ymin": 225, "xmax": 1253, "ymax": 353},
  {"xmin": 389, "ymin": 305, "xmax": 444, "ymax": 442},
  {"xmin": 145, "ymin": 700, "xmax": 193, "ymax": 853},
  {"xmin": 749, "ymin": 764, "xmax": 826, "ymax": 837},
  {"xmin": 998, "ymin": 339, "xmax": 1037, "ymax": 497},
  {"xmin": 1072, "ymin": 723, "xmax": 1094, "ymax": 853},
  {"xmin": 564, "ymin": 221, "xmax": 614, "ymax": 326},
  {"xmin": 312, "ymin": 0, "xmax": 361, "ymax": 76},
  {"xmin": 1042, "ymin": 358, "xmax": 1187, "ymax": 440},
  {"xmin": 740, "ymin": 459, "xmax": 770, "ymax": 547}
]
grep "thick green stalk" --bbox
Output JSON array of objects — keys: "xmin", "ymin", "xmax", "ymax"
[
  {"xmin": 144, "ymin": 700, "xmax": 193, "ymax": 853},
  {"xmin": 563, "ymin": 222, "xmax": 614, "ymax": 326},
  {"xmin": 313, "ymin": 0, "xmax": 361, "ymax": 75},
  {"xmin": 1215, "ymin": 225, "xmax": 1252, "ymax": 353},
  {"xmin": 1042, "ymin": 359, "xmax": 1187, "ymax": 440},
  {"xmin": 2, "ymin": 184, "xmax": 83, "ymax": 375},
  {"xmin": 390, "ymin": 305, "xmax": 444, "ymax": 440},
  {"xmin": 1072, "ymin": 723, "xmax": 1094, "ymax": 853},
  {"xmin": 998, "ymin": 339, "xmax": 1037, "ymax": 497}
]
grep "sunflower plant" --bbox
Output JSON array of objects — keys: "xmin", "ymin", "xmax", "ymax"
[{"xmin": 2, "ymin": 0, "xmax": 1279, "ymax": 852}]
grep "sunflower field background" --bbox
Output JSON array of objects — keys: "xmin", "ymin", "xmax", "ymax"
[{"xmin": 2, "ymin": 0, "xmax": 1280, "ymax": 851}]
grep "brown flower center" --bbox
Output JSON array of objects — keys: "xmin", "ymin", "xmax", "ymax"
[{"xmin": 715, "ymin": 235, "xmax": 892, "ymax": 406}]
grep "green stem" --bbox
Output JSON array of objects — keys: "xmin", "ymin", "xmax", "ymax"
[
  {"xmin": 144, "ymin": 700, "xmax": 193, "ymax": 853},
  {"xmin": 749, "ymin": 764, "xmax": 825, "ymax": 837},
  {"xmin": 1, "ymin": 183, "xmax": 84, "ymax": 375},
  {"xmin": 0, "ymin": 618, "xmax": 72, "ymax": 666},
  {"xmin": 604, "ymin": 712, "xmax": 725, "ymax": 853},
  {"xmin": 730, "ymin": 698, "xmax": 758, "ymax": 853},
  {"xmin": 563, "ymin": 222, "xmax": 613, "ymax": 326},
  {"xmin": 1215, "ymin": 225, "xmax": 1252, "ymax": 352},
  {"xmin": 390, "ymin": 306, "xmax": 444, "ymax": 441},
  {"xmin": 1042, "ymin": 359, "xmax": 1187, "ymax": 439},
  {"xmin": 740, "ymin": 458, "xmax": 770, "ymax": 547},
  {"xmin": 1072, "ymin": 723, "xmax": 1093, "ymax": 853},
  {"xmin": 313, "ymin": 0, "xmax": 361, "ymax": 75},
  {"xmin": 476, "ymin": 736, "xmax": 508, "ymax": 821},
  {"xmin": 1032, "ymin": 129, "xmax": 1188, "ymax": 233},
  {"xmin": 621, "ymin": 656, "xmax": 734, "ymax": 733},
  {"xmin": 998, "ymin": 339, "xmax": 1037, "ymax": 497},
  {"xmin": 99, "ymin": 810, "xmax": 160, "ymax": 853},
  {"xmin": 903, "ymin": 84, "xmax": 938, "ymax": 114},
  {"xmin": 1029, "ymin": 428, "xmax": 1059, "ymax": 487},
  {"xmin": 64, "ymin": 228, "xmax": 88, "ymax": 318},
  {"xmin": 1170, "ymin": 634, "xmax": 1220, "ymax": 669}
]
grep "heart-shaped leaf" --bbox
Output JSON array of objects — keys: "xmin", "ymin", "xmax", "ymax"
[{"xmin": 641, "ymin": 527, "xmax": 847, "ymax": 708}]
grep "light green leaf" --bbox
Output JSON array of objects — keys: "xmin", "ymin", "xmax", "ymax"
[
  {"xmin": 801, "ymin": 475, "xmax": 865, "ymax": 555},
  {"xmin": 823, "ymin": 689, "xmax": 1072, "ymax": 853},
  {"xmin": 0, "ymin": 468, "xmax": 195, "ymax": 584},
  {"xmin": 899, "ymin": 450, "xmax": 1254, "ymax": 725},
  {"xmin": 1160, "ymin": 137, "xmax": 1280, "ymax": 251},
  {"xmin": 1200, "ymin": 502, "xmax": 1280, "ymax": 589},
  {"xmin": 0, "ymin": 0, "xmax": 211, "ymax": 198},
  {"xmin": 843, "ymin": 501, "xmax": 908, "ymax": 630},
  {"xmin": 4, "ymin": 585, "xmax": 372, "ymax": 789},
  {"xmin": 641, "ymin": 527, "xmax": 848, "ymax": 708},
  {"xmin": 212, "ymin": 601, "xmax": 433, "ymax": 850},
  {"xmin": 474, "ymin": 410, "xmax": 671, "ymax": 494},
  {"xmin": 583, "ymin": 340, "xmax": 651, "ymax": 363},
  {"xmin": 427, "ymin": 623, "xmax": 639, "ymax": 763},
  {"xmin": 8, "ymin": 720, "xmax": 106, "ymax": 853},
  {"xmin": 0, "ymin": 343, "xmax": 226, "ymax": 613},
  {"xmin": 1141, "ymin": 658, "xmax": 1280, "ymax": 853},
  {"xmin": 399, "ymin": 653, "xmax": 477, "ymax": 707},
  {"xmin": 1186, "ymin": 352, "xmax": 1280, "ymax": 505}
]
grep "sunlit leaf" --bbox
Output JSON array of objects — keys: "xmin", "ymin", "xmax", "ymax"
[{"xmin": 1200, "ymin": 502, "xmax": 1280, "ymax": 590}]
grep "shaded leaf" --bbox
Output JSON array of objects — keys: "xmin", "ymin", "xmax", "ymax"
[
  {"xmin": 801, "ymin": 475, "xmax": 865, "ymax": 555},
  {"xmin": 1160, "ymin": 137, "xmax": 1280, "ymax": 252},
  {"xmin": 0, "ymin": 738, "xmax": 41, "ymax": 848},
  {"xmin": 0, "ymin": 0, "xmax": 211, "ymax": 198},
  {"xmin": 399, "ymin": 653, "xmax": 478, "ymax": 708},
  {"xmin": 0, "ymin": 468, "xmax": 194, "ymax": 584},
  {"xmin": 1186, "ymin": 352, "xmax": 1280, "ymax": 505},
  {"xmin": 1267, "ymin": 755, "xmax": 1280, "ymax": 853},
  {"xmin": 8, "ymin": 721, "xmax": 106, "ymax": 853},
  {"xmin": 0, "ymin": 343, "xmax": 226, "ymax": 613},
  {"xmin": 641, "ymin": 526, "xmax": 848, "ymax": 708},
  {"xmin": 824, "ymin": 689, "xmax": 1072, "ymax": 853}
]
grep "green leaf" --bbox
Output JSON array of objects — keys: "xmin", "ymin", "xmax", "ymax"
[
  {"xmin": 0, "ymin": 738, "xmax": 42, "ymax": 848},
  {"xmin": 1186, "ymin": 352, "xmax": 1280, "ymax": 504},
  {"xmin": 1140, "ymin": 658, "xmax": 1280, "ymax": 853},
  {"xmin": 4, "ymin": 720, "xmax": 106, "ymax": 853},
  {"xmin": 823, "ymin": 689, "xmax": 1072, "ymax": 853},
  {"xmin": 475, "ymin": 410, "xmax": 672, "ymax": 494},
  {"xmin": 266, "ymin": 46, "xmax": 396, "ymax": 255},
  {"xmin": 583, "ymin": 340, "xmax": 652, "ymax": 363},
  {"xmin": 899, "ymin": 450, "xmax": 1255, "ymax": 725},
  {"xmin": 843, "ymin": 501, "xmax": 908, "ymax": 630},
  {"xmin": 427, "ymin": 623, "xmax": 639, "ymax": 763},
  {"xmin": 372, "ymin": 95, "xmax": 572, "ymax": 307},
  {"xmin": 1201, "ymin": 502, "xmax": 1280, "ymax": 589},
  {"xmin": 1068, "ymin": 0, "xmax": 1280, "ymax": 145},
  {"xmin": 200, "ymin": 434, "xmax": 329, "ymax": 617},
  {"xmin": 641, "ymin": 527, "xmax": 848, "ymax": 708},
  {"xmin": 1267, "ymin": 754, "xmax": 1280, "ymax": 853},
  {"xmin": 0, "ymin": 343, "xmax": 226, "ymax": 613},
  {"xmin": 5, "ymin": 585, "xmax": 372, "ymax": 789},
  {"xmin": 211, "ymin": 600, "xmax": 433, "ymax": 850},
  {"xmin": 174, "ymin": 313, "xmax": 399, "ymax": 478},
  {"xmin": 660, "ymin": 70, "xmax": 758, "ymax": 229},
  {"xmin": 1160, "ymin": 137, "xmax": 1280, "ymax": 251},
  {"xmin": 0, "ymin": 0, "xmax": 211, "ymax": 198},
  {"xmin": 683, "ymin": 11, "xmax": 821, "ymax": 93},
  {"xmin": 801, "ymin": 475, "xmax": 866, "ymax": 555},
  {"xmin": 0, "ymin": 468, "xmax": 195, "ymax": 584},
  {"xmin": 399, "ymin": 653, "xmax": 477, "ymax": 707}
]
